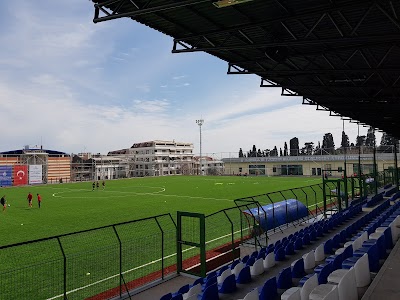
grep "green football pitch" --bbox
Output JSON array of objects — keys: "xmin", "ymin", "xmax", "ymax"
[
  {"xmin": 0, "ymin": 175, "xmax": 324, "ymax": 300},
  {"xmin": 0, "ymin": 175, "xmax": 321, "ymax": 247}
]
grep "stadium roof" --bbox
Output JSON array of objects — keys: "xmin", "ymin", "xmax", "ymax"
[
  {"xmin": 92, "ymin": 0, "xmax": 400, "ymax": 138},
  {"xmin": 0, "ymin": 149, "xmax": 70, "ymax": 156}
]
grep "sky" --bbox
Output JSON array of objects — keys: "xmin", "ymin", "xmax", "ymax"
[{"xmin": 0, "ymin": 0, "xmax": 382, "ymax": 157}]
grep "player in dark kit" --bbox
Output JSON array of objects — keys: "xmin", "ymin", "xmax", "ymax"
[
  {"xmin": 1, "ymin": 195, "xmax": 6, "ymax": 212},
  {"xmin": 27, "ymin": 192, "xmax": 33, "ymax": 208},
  {"xmin": 92, "ymin": 182, "xmax": 95, "ymax": 191}
]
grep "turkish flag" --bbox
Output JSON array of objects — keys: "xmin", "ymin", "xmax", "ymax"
[{"xmin": 14, "ymin": 165, "xmax": 28, "ymax": 186}]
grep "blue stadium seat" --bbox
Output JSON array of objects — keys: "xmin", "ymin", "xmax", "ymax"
[
  {"xmin": 258, "ymin": 276, "xmax": 277, "ymax": 300},
  {"xmin": 291, "ymin": 258, "xmax": 306, "ymax": 279},
  {"xmin": 236, "ymin": 265, "xmax": 251, "ymax": 284},
  {"xmin": 218, "ymin": 274, "xmax": 236, "ymax": 294},
  {"xmin": 277, "ymin": 266, "xmax": 292, "ymax": 289},
  {"xmin": 197, "ymin": 283, "xmax": 219, "ymax": 300}
]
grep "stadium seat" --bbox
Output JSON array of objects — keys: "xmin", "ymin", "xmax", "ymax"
[
  {"xmin": 314, "ymin": 243, "xmax": 325, "ymax": 262},
  {"xmin": 258, "ymin": 276, "xmax": 277, "ymax": 300},
  {"xmin": 245, "ymin": 256, "xmax": 256, "ymax": 267},
  {"xmin": 263, "ymin": 251, "xmax": 276, "ymax": 269},
  {"xmin": 250, "ymin": 257, "xmax": 264, "ymax": 276},
  {"xmin": 294, "ymin": 238, "xmax": 303, "ymax": 250},
  {"xmin": 232, "ymin": 262, "xmax": 244, "ymax": 277},
  {"xmin": 182, "ymin": 283, "xmax": 201, "ymax": 300},
  {"xmin": 217, "ymin": 274, "xmax": 236, "ymax": 294},
  {"xmin": 315, "ymin": 262, "xmax": 332, "ymax": 284},
  {"xmin": 309, "ymin": 284, "xmax": 339, "ymax": 300},
  {"xmin": 324, "ymin": 239, "xmax": 334, "ymax": 255},
  {"xmin": 281, "ymin": 287, "xmax": 301, "ymax": 300},
  {"xmin": 353, "ymin": 244, "xmax": 380, "ymax": 272},
  {"xmin": 300, "ymin": 273, "xmax": 318, "ymax": 300},
  {"xmin": 217, "ymin": 265, "xmax": 229, "ymax": 276},
  {"xmin": 236, "ymin": 265, "xmax": 251, "ymax": 284},
  {"xmin": 326, "ymin": 267, "xmax": 358, "ymax": 300},
  {"xmin": 217, "ymin": 268, "xmax": 231, "ymax": 284},
  {"xmin": 285, "ymin": 242, "xmax": 295, "ymax": 255},
  {"xmin": 342, "ymin": 253, "xmax": 370, "ymax": 287},
  {"xmin": 291, "ymin": 258, "xmax": 306, "ymax": 279},
  {"xmin": 277, "ymin": 266, "xmax": 292, "ymax": 289},
  {"xmin": 172, "ymin": 285, "xmax": 189, "ymax": 298},
  {"xmin": 302, "ymin": 250, "xmax": 316, "ymax": 270},
  {"xmin": 197, "ymin": 283, "xmax": 219, "ymax": 300},
  {"xmin": 160, "ymin": 292, "xmax": 172, "ymax": 300},
  {"xmin": 275, "ymin": 247, "xmax": 286, "ymax": 261},
  {"xmin": 201, "ymin": 275, "xmax": 217, "ymax": 292}
]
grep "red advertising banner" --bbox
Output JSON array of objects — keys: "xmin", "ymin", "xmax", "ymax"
[{"xmin": 13, "ymin": 165, "xmax": 28, "ymax": 186}]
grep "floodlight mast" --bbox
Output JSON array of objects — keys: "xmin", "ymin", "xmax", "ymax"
[{"xmin": 196, "ymin": 119, "xmax": 204, "ymax": 175}]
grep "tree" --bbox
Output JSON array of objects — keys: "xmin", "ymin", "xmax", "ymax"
[
  {"xmin": 239, "ymin": 148, "xmax": 244, "ymax": 157},
  {"xmin": 289, "ymin": 137, "xmax": 299, "ymax": 156},
  {"xmin": 380, "ymin": 132, "xmax": 397, "ymax": 146},
  {"xmin": 284, "ymin": 142, "xmax": 288, "ymax": 156},
  {"xmin": 279, "ymin": 148, "xmax": 283, "ymax": 157},
  {"xmin": 314, "ymin": 141, "xmax": 321, "ymax": 155},
  {"xmin": 270, "ymin": 146, "xmax": 278, "ymax": 156},
  {"xmin": 379, "ymin": 133, "xmax": 398, "ymax": 153},
  {"xmin": 356, "ymin": 135, "xmax": 366, "ymax": 147},
  {"xmin": 304, "ymin": 142, "xmax": 314, "ymax": 155},
  {"xmin": 322, "ymin": 133, "xmax": 335, "ymax": 154},
  {"xmin": 341, "ymin": 131, "xmax": 350, "ymax": 148},
  {"xmin": 257, "ymin": 149, "xmax": 262, "ymax": 157},
  {"xmin": 365, "ymin": 127, "xmax": 376, "ymax": 147}
]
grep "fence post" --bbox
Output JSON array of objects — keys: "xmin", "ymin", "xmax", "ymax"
[
  {"xmin": 278, "ymin": 191, "xmax": 289, "ymax": 227},
  {"xmin": 154, "ymin": 217, "xmax": 164, "ymax": 279},
  {"xmin": 56, "ymin": 237, "xmax": 67, "ymax": 300},
  {"xmin": 290, "ymin": 189, "xmax": 300, "ymax": 221},
  {"xmin": 112, "ymin": 226, "xmax": 123, "ymax": 298},
  {"xmin": 223, "ymin": 210, "xmax": 235, "ymax": 262}
]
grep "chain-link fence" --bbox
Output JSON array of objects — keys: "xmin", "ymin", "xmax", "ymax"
[{"xmin": 0, "ymin": 214, "xmax": 176, "ymax": 300}]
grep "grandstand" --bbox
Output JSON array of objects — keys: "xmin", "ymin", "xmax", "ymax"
[{"xmin": 87, "ymin": 0, "xmax": 400, "ymax": 299}]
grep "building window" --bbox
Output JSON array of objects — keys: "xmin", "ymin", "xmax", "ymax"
[{"xmin": 249, "ymin": 165, "xmax": 266, "ymax": 175}]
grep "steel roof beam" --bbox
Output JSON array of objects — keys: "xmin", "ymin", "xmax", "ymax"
[
  {"xmin": 93, "ymin": 0, "xmax": 210, "ymax": 23},
  {"xmin": 228, "ymin": 66, "xmax": 400, "ymax": 75},
  {"xmin": 172, "ymin": 34, "xmax": 400, "ymax": 53}
]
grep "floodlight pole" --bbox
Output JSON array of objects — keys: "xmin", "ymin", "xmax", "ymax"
[{"xmin": 196, "ymin": 119, "xmax": 204, "ymax": 175}]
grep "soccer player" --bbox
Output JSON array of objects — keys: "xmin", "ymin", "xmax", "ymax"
[
  {"xmin": 1, "ymin": 195, "xmax": 6, "ymax": 212},
  {"xmin": 96, "ymin": 181, "xmax": 99, "ymax": 190},
  {"xmin": 92, "ymin": 182, "xmax": 95, "ymax": 191},
  {"xmin": 102, "ymin": 180, "xmax": 105, "ymax": 190},
  {"xmin": 27, "ymin": 192, "xmax": 33, "ymax": 208},
  {"xmin": 37, "ymin": 193, "xmax": 42, "ymax": 208}
]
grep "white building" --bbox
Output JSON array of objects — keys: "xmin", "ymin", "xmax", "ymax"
[
  {"xmin": 131, "ymin": 140, "xmax": 195, "ymax": 176},
  {"xmin": 194, "ymin": 156, "xmax": 225, "ymax": 175},
  {"xmin": 107, "ymin": 140, "xmax": 196, "ymax": 177}
]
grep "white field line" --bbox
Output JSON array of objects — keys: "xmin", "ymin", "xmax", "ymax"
[
  {"xmin": 51, "ymin": 187, "xmax": 233, "ymax": 202},
  {"xmin": 47, "ymin": 227, "xmax": 249, "ymax": 300}
]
